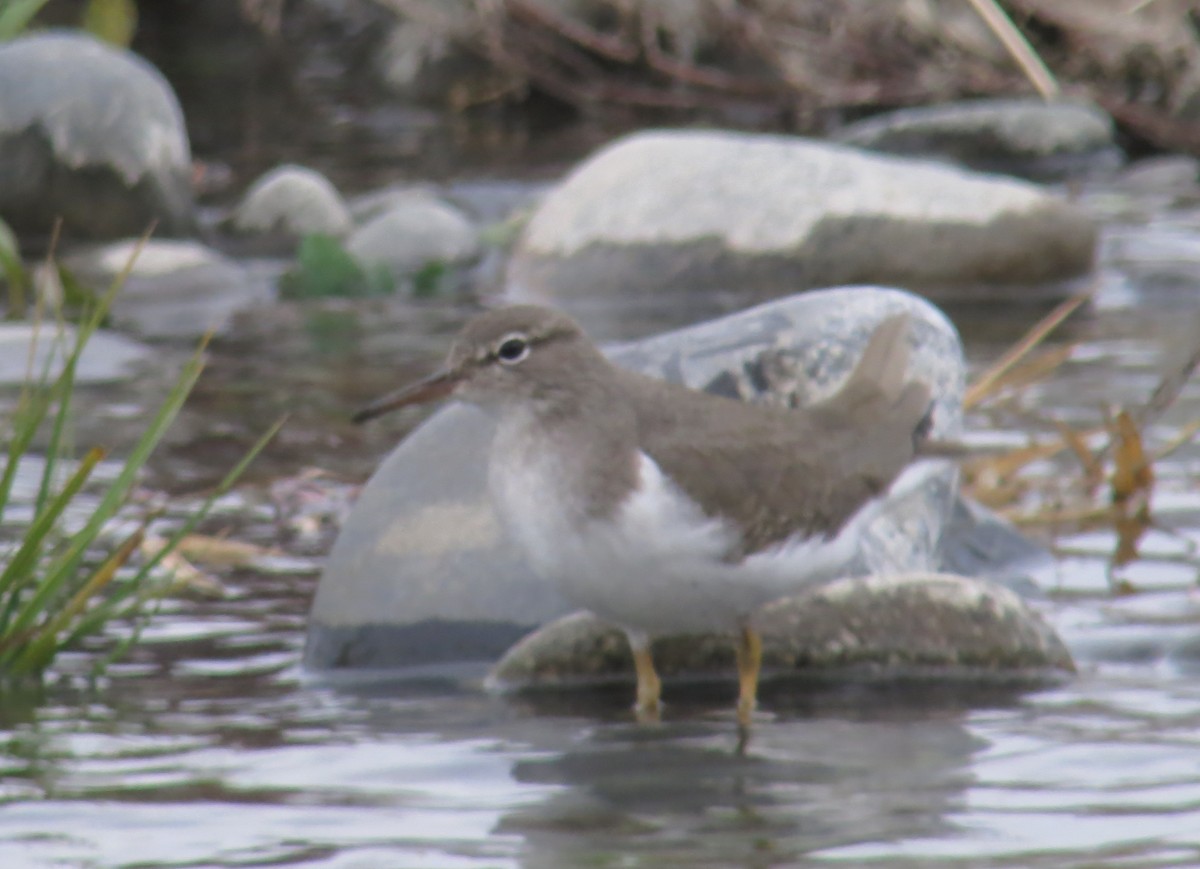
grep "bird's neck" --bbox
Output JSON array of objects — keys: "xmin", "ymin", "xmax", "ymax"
[{"xmin": 488, "ymin": 374, "xmax": 641, "ymax": 524}]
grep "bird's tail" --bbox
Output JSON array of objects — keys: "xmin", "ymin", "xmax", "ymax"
[{"xmin": 830, "ymin": 312, "xmax": 932, "ymax": 431}]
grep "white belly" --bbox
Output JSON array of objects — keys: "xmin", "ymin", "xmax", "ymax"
[{"xmin": 489, "ymin": 437, "xmax": 866, "ymax": 636}]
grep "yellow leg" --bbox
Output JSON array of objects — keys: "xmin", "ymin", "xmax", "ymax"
[
  {"xmin": 630, "ymin": 641, "xmax": 662, "ymax": 722},
  {"xmin": 735, "ymin": 625, "xmax": 762, "ymax": 726}
]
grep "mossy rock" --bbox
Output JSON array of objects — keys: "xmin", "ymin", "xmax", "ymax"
[{"xmin": 488, "ymin": 573, "xmax": 1074, "ymax": 691}]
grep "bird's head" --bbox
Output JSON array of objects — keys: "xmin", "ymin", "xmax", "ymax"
[{"xmin": 353, "ymin": 305, "xmax": 597, "ymax": 422}]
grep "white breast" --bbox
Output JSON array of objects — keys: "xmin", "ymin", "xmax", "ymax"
[{"xmin": 488, "ymin": 420, "xmax": 873, "ymax": 636}]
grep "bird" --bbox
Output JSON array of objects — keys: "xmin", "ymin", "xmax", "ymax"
[{"xmin": 354, "ymin": 304, "xmax": 934, "ymax": 726}]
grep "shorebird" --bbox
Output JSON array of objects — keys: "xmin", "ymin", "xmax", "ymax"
[{"xmin": 355, "ymin": 305, "xmax": 933, "ymax": 725}]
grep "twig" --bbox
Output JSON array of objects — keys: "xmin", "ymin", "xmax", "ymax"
[
  {"xmin": 638, "ymin": 12, "xmax": 778, "ymax": 97},
  {"xmin": 965, "ymin": 0, "xmax": 1061, "ymax": 100},
  {"xmin": 964, "ymin": 287, "xmax": 1094, "ymax": 410},
  {"xmin": 507, "ymin": 0, "xmax": 639, "ymax": 63}
]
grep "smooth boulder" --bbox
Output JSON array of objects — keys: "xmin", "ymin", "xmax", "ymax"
[
  {"xmin": 835, "ymin": 98, "xmax": 1123, "ymax": 180},
  {"xmin": 230, "ymin": 164, "xmax": 352, "ymax": 239},
  {"xmin": 0, "ymin": 32, "xmax": 194, "ymax": 241},
  {"xmin": 305, "ymin": 285, "xmax": 967, "ymax": 671},
  {"xmin": 345, "ymin": 193, "xmax": 481, "ymax": 277},
  {"xmin": 63, "ymin": 240, "xmax": 273, "ymax": 339},
  {"xmin": 508, "ymin": 130, "xmax": 1097, "ymax": 301},
  {"xmin": 488, "ymin": 573, "xmax": 1075, "ymax": 690},
  {"xmin": 0, "ymin": 323, "xmax": 151, "ymax": 386}
]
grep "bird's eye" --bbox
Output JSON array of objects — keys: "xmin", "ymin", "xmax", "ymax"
[{"xmin": 496, "ymin": 334, "xmax": 530, "ymax": 365}]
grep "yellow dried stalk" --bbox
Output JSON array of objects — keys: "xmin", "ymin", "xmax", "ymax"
[
  {"xmin": 1153, "ymin": 416, "xmax": 1200, "ymax": 462},
  {"xmin": 1053, "ymin": 420, "xmax": 1105, "ymax": 491},
  {"xmin": 1109, "ymin": 410, "xmax": 1154, "ymax": 505},
  {"xmin": 138, "ymin": 537, "xmax": 227, "ymax": 598},
  {"xmin": 963, "ymin": 289, "xmax": 1093, "ymax": 410},
  {"xmin": 176, "ymin": 534, "xmax": 274, "ymax": 569}
]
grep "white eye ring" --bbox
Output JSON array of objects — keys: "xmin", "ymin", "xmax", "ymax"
[{"xmin": 495, "ymin": 333, "xmax": 530, "ymax": 365}]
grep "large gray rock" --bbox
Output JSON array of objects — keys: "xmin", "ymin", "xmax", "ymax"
[
  {"xmin": 835, "ymin": 99, "xmax": 1123, "ymax": 180},
  {"xmin": 306, "ymin": 285, "xmax": 967, "ymax": 671},
  {"xmin": 63, "ymin": 240, "xmax": 273, "ymax": 339},
  {"xmin": 488, "ymin": 573, "xmax": 1074, "ymax": 690},
  {"xmin": 507, "ymin": 130, "xmax": 1097, "ymax": 301},
  {"xmin": 230, "ymin": 164, "xmax": 352, "ymax": 238},
  {"xmin": 0, "ymin": 32, "xmax": 194, "ymax": 241}
]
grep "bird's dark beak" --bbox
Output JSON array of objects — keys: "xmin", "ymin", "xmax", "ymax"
[{"xmin": 352, "ymin": 368, "xmax": 462, "ymax": 423}]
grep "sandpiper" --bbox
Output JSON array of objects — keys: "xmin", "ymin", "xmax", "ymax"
[{"xmin": 355, "ymin": 305, "xmax": 933, "ymax": 725}]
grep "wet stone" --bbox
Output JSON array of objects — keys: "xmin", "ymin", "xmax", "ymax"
[
  {"xmin": 230, "ymin": 164, "xmax": 352, "ymax": 239},
  {"xmin": 835, "ymin": 98, "xmax": 1123, "ymax": 181},
  {"xmin": 1111, "ymin": 156, "xmax": 1200, "ymax": 196},
  {"xmin": 63, "ymin": 239, "xmax": 273, "ymax": 339},
  {"xmin": 307, "ymin": 285, "xmax": 984, "ymax": 671},
  {"xmin": 345, "ymin": 193, "xmax": 481, "ymax": 277},
  {"xmin": 488, "ymin": 573, "xmax": 1074, "ymax": 690},
  {"xmin": 0, "ymin": 31, "xmax": 194, "ymax": 241},
  {"xmin": 0, "ymin": 322, "xmax": 152, "ymax": 385}
]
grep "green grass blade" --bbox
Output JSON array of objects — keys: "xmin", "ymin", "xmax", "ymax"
[
  {"xmin": 85, "ymin": 578, "xmax": 164, "ymax": 677},
  {"xmin": 31, "ymin": 347, "xmax": 205, "ymax": 602},
  {"xmin": 1, "ymin": 322, "xmax": 91, "ymax": 526},
  {"xmin": 0, "ymin": 0, "xmax": 50, "ymax": 40},
  {"xmin": 0, "ymin": 381, "xmax": 58, "ymax": 528},
  {"xmin": 123, "ymin": 415, "xmax": 286, "ymax": 589},
  {"xmin": 33, "ymin": 325, "xmax": 89, "ymax": 519},
  {"xmin": 0, "ymin": 228, "xmax": 131, "ymax": 526},
  {"xmin": 0, "ymin": 447, "xmax": 104, "ymax": 602},
  {"xmin": 90, "ymin": 415, "xmax": 285, "ymax": 676},
  {"xmin": 9, "ymin": 526, "xmax": 143, "ymax": 674},
  {"xmin": 22, "ymin": 226, "xmax": 152, "ymax": 521},
  {"xmin": 0, "ymin": 392, "xmax": 45, "ymax": 527},
  {"xmin": 0, "ymin": 217, "xmax": 26, "ymax": 319}
]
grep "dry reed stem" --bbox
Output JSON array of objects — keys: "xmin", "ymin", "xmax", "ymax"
[
  {"xmin": 965, "ymin": 0, "xmax": 1061, "ymax": 99},
  {"xmin": 963, "ymin": 288, "xmax": 1093, "ymax": 410},
  {"xmin": 176, "ymin": 534, "xmax": 274, "ymax": 569}
]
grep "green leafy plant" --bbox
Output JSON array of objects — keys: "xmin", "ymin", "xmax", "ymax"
[
  {"xmin": 411, "ymin": 259, "xmax": 449, "ymax": 298},
  {"xmin": 0, "ymin": 242, "xmax": 280, "ymax": 679},
  {"xmin": 280, "ymin": 233, "xmax": 395, "ymax": 299}
]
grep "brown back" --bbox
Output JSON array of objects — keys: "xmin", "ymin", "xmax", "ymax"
[{"xmin": 621, "ymin": 314, "xmax": 932, "ymax": 558}]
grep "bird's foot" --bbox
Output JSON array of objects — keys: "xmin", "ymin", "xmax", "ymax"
[
  {"xmin": 733, "ymin": 705, "xmax": 777, "ymax": 755},
  {"xmin": 736, "ymin": 696, "xmax": 756, "ymax": 728},
  {"xmin": 734, "ymin": 625, "xmax": 763, "ymax": 729},
  {"xmin": 633, "ymin": 698, "xmax": 663, "ymax": 724},
  {"xmin": 630, "ymin": 640, "xmax": 663, "ymax": 724}
]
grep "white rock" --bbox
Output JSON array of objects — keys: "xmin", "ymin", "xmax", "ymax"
[
  {"xmin": 231, "ymin": 164, "xmax": 352, "ymax": 238},
  {"xmin": 346, "ymin": 194, "xmax": 481, "ymax": 274},
  {"xmin": 509, "ymin": 129, "xmax": 1097, "ymax": 300}
]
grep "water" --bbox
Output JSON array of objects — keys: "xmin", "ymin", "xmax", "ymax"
[
  {"xmin": 6, "ymin": 168, "xmax": 1200, "ymax": 866},
  {"xmin": 3, "ymin": 653, "xmax": 1198, "ymax": 866}
]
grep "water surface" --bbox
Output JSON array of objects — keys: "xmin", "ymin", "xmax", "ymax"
[{"xmin": 5, "ymin": 171, "xmax": 1200, "ymax": 866}]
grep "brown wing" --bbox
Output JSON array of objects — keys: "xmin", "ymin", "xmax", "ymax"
[
  {"xmin": 621, "ymin": 313, "xmax": 932, "ymax": 558},
  {"xmin": 640, "ymin": 427, "xmax": 885, "ymax": 557}
]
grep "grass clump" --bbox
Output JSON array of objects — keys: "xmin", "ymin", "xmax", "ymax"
[{"xmin": 0, "ymin": 231, "xmax": 279, "ymax": 679}]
